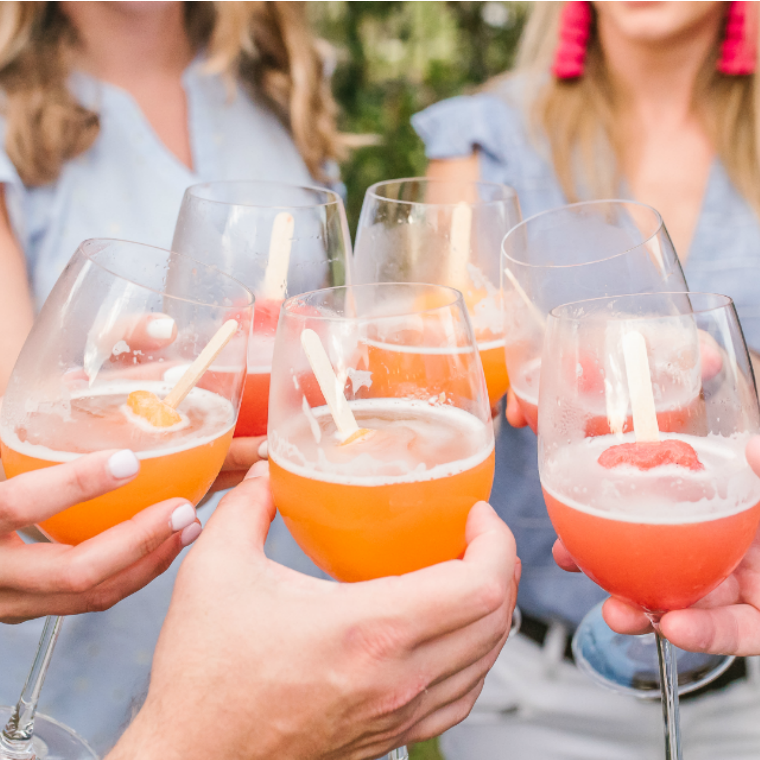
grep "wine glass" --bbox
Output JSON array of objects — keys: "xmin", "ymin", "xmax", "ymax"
[
  {"xmin": 171, "ymin": 181, "xmax": 350, "ymax": 438},
  {"xmin": 0, "ymin": 239, "xmax": 252, "ymax": 760},
  {"xmin": 268, "ymin": 282, "xmax": 498, "ymax": 760},
  {"xmin": 500, "ymin": 199, "xmax": 732, "ymax": 694},
  {"xmin": 538, "ymin": 291, "xmax": 760, "ymax": 759},
  {"xmin": 354, "ymin": 178, "xmax": 521, "ymax": 413}
]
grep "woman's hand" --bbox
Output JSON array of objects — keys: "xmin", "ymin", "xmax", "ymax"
[
  {"xmin": 108, "ymin": 463, "xmax": 520, "ymax": 760},
  {"xmin": 0, "ymin": 449, "xmax": 201, "ymax": 623},
  {"xmin": 209, "ymin": 436, "xmax": 267, "ymax": 492},
  {"xmin": 553, "ymin": 436, "xmax": 760, "ymax": 656}
]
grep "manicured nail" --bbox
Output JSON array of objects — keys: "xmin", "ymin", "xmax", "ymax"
[
  {"xmin": 108, "ymin": 450, "xmax": 140, "ymax": 479},
  {"xmin": 180, "ymin": 522, "xmax": 202, "ymax": 546},
  {"xmin": 257, "ymin": 440, "xmax": 268, "ymax": 459},
  {"xmin": 170, "ymin": 502, "xmax": 196, "ymax": 532},
  {"xmin": 147, "ymin": 317, "xmax": 175, "ymax": 340},
  {"xmin": 245, "ymin": 460, "xmax": 269, "ymax": 479}
]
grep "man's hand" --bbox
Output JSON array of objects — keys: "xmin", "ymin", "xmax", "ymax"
[{"xmin": 110, "ymin": 462, "xmax": 520, "ymax": 760}]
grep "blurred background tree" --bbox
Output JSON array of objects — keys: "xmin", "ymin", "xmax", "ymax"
[
  {"xmin": 307, "ymin": 9, "xmax": 530, "ymax": 757},
  {"xmin": 309, "ymin": 1, "xmax": 529, "ymax": 234}
]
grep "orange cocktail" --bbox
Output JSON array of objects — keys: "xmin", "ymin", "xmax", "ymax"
[
  {"xmin": 0, "ymin": 381, "xmax": 235, "ymax": 544},
  {"xmin": 541, "ymin": 433, "xmax": 760, "ymax": 612},
  {"xmin": 477, "ymin": 336, "xmax": 509, "ymax": 408},
  {"xmin": 270, "ymin": 399, "xmax": 495, "ymax": 581}
]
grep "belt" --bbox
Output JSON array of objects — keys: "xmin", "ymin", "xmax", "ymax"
[{"xmin": 519, "ymin": 613, "xmax": 747, "ymax": 701}]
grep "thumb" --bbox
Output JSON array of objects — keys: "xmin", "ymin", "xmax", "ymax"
[{"xmin": 202, "ymin": 461, "xmax": 275, "ymax": 550}]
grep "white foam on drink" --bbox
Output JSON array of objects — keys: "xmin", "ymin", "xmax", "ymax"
[
  {"xmin": 541, "ymin": 432, "xmax": 760, "ymax": 524},
  {"xmin": 476, "ymin": 337, "xmax": 506, "ymax": 352},
  {"xmin": 1, "ymin": 380, "xmax": 235, "ymax": 463},
  {"xmin": 511, "ymin": 357, "xmax": 541, "ymax": 407},
  {"xmin": 270, "ymin": 398, "xmax": 493, "ymax": 486},
  {"xmin": 364, "ymin": 339, "xmax": 477, "ymax": 356}
]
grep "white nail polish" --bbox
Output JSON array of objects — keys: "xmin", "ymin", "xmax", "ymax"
[
  {"xmin": 180, "ymin": 522, "xmax": 202, "ymax": 546},
  {"xmin": 108, "ymin": 450, "xmax": 140, "ymax": 479},
  {"xmin": 257, "ymin": 440, "xmax": 268, "ymax": 459},
  {"xmin": 147, "ymin": 317, "xmax": 175, "ymax": 340},
  {"xmin": 170, "ymin": 502, "xmax": 196, "ymax": 532}
]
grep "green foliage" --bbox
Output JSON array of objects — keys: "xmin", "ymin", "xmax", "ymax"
[
  {"xmin": 409, "ymin": 738, "xmax": 445, "ymax": 760},
  {"xmin": 310, "ymin": 1, "xmax": 529, "ymax": 233}
]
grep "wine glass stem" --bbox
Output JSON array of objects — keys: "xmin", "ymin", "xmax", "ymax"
[
  {"xmin": 387, "ymin": 746, "xmax": 409, "ymax": 760},
  {"xmin": 0, "ymin": 615, "xmax": 63, "ymax": 759},
  {"xmin": 654, "ymin": 626, "xmax": 682, "ymax": 760}
]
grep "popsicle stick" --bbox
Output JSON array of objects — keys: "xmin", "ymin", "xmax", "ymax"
[
  {"xmin": 448, "ymin": 202, "xmax": 472, "ymax": 285},
  {"xmin": 262, "ymin": 212, "xmax": 294, "ymax": 299},
  {"xmin": 622, "ymin": 330, "xmax": 660, "ymax": 443},
  {"xmin": 300, "ymin": 328, "xmax": 374, "ymax": 443},
  {"xmin": 163, "ymin": 319, "xmax": 238, "ymax": 409},
  {"xmin": 503, "ymin": 266, "xmax": 547, "ymax": 330}
]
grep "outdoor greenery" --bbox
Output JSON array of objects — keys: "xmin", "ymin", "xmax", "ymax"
[
  {"xmin": 308, "ymin": 7, "xmax": 530, "ymax": 756},
  {"xmin": 310, "ymin": 1, "xmax": 529, "ymax": 233}
]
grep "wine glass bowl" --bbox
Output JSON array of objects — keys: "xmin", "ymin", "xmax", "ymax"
[
  {"xmin": 171, "ymin": 181, "xmax": 350, "ymax": 438},
  {"xmin": 501, "ymin": 200, "xmax": 686, "ymax": 432},
  {"xmin": 354, "ymin": 178, "xmax": 521, "ymax": 410},
  {"xmin": 267, "ymin": 282, "xmax": 496, "ymax": 582}
]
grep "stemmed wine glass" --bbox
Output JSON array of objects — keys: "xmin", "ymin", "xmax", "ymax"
[
  {"xmin": 267, "ymin": 282, "xmax": 498, "ymax": 760},
  {"xmin": 500, "ymin": 199, "xmax": 733, "ymax": 695},
  {"xmin": 537, "ymin": 291, "xmax": 760, "ymax": 759},
  {"xmin": 0, "ymin": 239, "xmax": 252, "ymax": 760},
  {"xmin": 354, "ymin": 178, "xmax": 521, "ymax": 413},
  {"xmin": 171, "ymin": 181, "xmax": 351, "ymax": 438}
]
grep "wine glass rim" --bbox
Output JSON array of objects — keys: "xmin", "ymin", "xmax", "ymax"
[
  {"xmin": 184, "ymin": 180, "xmax": 344, "ymax": 210},
  {"xmin": 547, "ymin": 291, "xmax": 733, "ymax": 323},
  {"xmin": 80, "ymin": 238, "xmax": 255, "ymax": 309},
  {"xmin": 282, "ymin": 282, "xmax": 468, "ymax": 323},
  {"xmin": 502, "ymin": 199, "xmax": 666, "ymax": 270},
  {"xmin": 365, "ymin": 177, "xmax": 519, "ymax": 207}
]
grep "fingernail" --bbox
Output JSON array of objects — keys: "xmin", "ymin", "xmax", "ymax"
[
  {"xmin": 108, "ymin": 450, "xmax": 140, "ymax": 479},
  {"xmin": 147, "ymin": 317, "xmax": 175, "ymax": 340},
  {"xmin": 257, "ymin": 440, "xmax": 268, "ymax": 459},
  {"xmin": 245, "ymin": 460, "xmax": 269, "ymax": 479},
  {"xmin": 170, "ymin": 502, "xmax": 197, "ymax": 532},
  {"xmin": 180, "ymin": 521, "xmax": 202, "ymax": 546}
]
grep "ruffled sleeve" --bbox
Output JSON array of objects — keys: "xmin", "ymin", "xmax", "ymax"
[{"xmin": 411, "ymin": 93, "xmax": 514, "ymax": 163}]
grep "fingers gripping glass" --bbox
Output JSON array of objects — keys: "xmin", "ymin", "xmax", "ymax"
[
  {"xmin": 538, "ymin": 292, "xmax": 760, "ymax": 759},
  {"xmin": 268, "ymin": 283, "xmax": 497, "ymax": 760},
  {"xmin": 0, "ymin": 239, "xmax": 252, "ymax": 760}
]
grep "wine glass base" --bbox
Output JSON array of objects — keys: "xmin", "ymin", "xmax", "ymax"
[
  {"xmin": 0, "ymin": 708, "xmax": 98, "ymax": 760},
  {"xmin": 572, "ymin": 602, "xmax": 735, "ymax": 699}
]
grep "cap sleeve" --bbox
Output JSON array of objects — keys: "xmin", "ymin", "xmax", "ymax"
[{"xmin": 412, "ymin": 93, "xmax": 515, "ymax": 163}]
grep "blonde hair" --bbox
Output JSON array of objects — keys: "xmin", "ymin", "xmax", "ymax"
[
  {"xmin": 0, "ymin": 1, "xmax": 341, "ymax": 186},
  {"xmin": 511, "ymin": 2, "xmax": 760, "ymax": 217}
]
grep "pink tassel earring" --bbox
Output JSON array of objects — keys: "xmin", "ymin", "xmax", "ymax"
[
  {"xmin": 718, "ymin": 1, "xmax": 757, "ymax": 76},
  {"xmin": 552, "ymin": 1, "xmax": 593, "ymax": 80}
]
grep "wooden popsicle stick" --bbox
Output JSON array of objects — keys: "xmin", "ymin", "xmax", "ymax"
[
  {"xmin": 300, "ymin": 328, "xmax": 374, "ymax": 443},
  {"xmin": 262, "ymin": 212, "xmax": 295, "ymax": 299},
  {"xmin": 503, "ymin": 266, "xmax": 546, "ymax": 329},
  {"xmin": 163, "ymin": 319, "xmax": 238, "ymax": 409},
  {"xmin": 448, "ymin": 202, "xmax": 472, "ymax": 285},
  {"xmin": 622, "ymin": 330, "xmax": 660, "ymax": 443}
]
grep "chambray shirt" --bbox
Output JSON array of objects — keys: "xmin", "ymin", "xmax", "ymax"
[
  {"xmin": 0, "ymin": 60, "xmax": 327, "ymax": 753},
  {"xmin": 412, "ymin": 78, "xmax": 760, "ymax": 626}
]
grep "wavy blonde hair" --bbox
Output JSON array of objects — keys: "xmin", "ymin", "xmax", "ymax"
[
  {"xmin": 510, "ymin": 1, "xmax": 760, "ymax": 217},
  {"xmin": 0, "ymin": 1, "xmax": 341, "ymax": 186}
]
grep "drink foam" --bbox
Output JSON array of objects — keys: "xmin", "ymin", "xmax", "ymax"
[
  {"xmin": 270, "ymin": 398, "xmax": 494, "ymax": 486},
  {"xmin": 541, "ymin": 432, "xmax": 760, "ymax": 524}
]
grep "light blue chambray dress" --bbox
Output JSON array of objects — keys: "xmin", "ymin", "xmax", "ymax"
[
  {"xmin": 0, "ymin": 59, "xmax": 327, "ymax": 753},
  {"xmin": 412, "ymin": 77, "xmax": 760, "ymax": 627}
]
